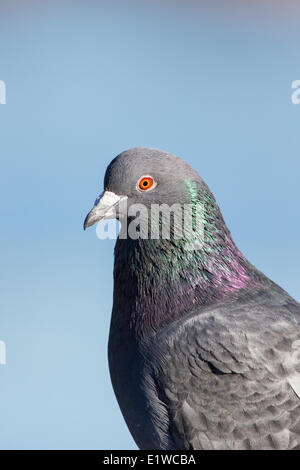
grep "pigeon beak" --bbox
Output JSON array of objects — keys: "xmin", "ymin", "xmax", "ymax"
[{"xmin": 83, "ymin": 191, "xmax": 127, "ymax": 230}]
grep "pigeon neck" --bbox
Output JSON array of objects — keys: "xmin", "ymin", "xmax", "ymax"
[{"xmin": 111, "ymin": 204, "xmax": 256, "ymax": 341}]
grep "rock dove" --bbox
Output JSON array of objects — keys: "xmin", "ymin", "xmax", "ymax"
[{"xmin": 84, "ymin": 147, "xmax": 300, "ymax": 450}]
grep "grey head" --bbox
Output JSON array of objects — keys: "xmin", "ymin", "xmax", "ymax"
[{"xmin": 84, "ymin": 147, "xmax": 204, "ymax": 230}]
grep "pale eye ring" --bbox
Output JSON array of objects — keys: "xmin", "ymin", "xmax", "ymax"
[{"xmin": 137, "ymin": 175, "xmax": 157, "ymax": 192}]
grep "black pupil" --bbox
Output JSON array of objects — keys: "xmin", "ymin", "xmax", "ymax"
[{"xmin": 143, "ymin": 181, "xmax": 148, "ymax": 186}]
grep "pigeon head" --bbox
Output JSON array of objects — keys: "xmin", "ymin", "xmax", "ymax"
[{"xmin": 84, "ymin": 147, "xmax": 204, "ymax": 230}]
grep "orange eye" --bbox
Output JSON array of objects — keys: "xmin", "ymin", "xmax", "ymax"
[{"xmin": 138, "ymin": 176, "xmax": 154, "ymax": 191}]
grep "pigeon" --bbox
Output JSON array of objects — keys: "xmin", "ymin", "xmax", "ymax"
[{"xmin": 84, "ymin": 147, "xmax": 300, "ymax": 450}]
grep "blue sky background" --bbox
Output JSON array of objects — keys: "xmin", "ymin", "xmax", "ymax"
[{"xmin": 0, "ymin": 0, "xmax": 299, "ymax": 449}]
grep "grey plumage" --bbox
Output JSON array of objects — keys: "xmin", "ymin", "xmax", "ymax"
[{"xmin": 84, "ymin": 147, "xmax": 300, "ymax": 450}]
